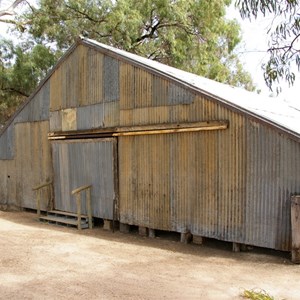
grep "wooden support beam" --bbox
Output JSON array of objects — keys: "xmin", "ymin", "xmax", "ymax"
[
  {"xmin": 113, "ymin": 121, "xmax": 228, "ymax": 137},
  {"xmin": 48, "ymin": 120, "xmax": 228, "ymax": 140},
  {"xmin": 291, "ymin": 196, "xmax": 300, "ymax": 263}
]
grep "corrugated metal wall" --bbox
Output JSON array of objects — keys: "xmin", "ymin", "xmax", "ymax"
[
  {"xmin": 0, "ymin": 78, "xmax": 52, "ymax": 208},
  {"xmin": 1, "ymin": 41, "xmax": 299, "ymax": 252},
  {"xmin": 52, "ymin": 138, "xmax": 116, "ymax": 219},
  {"xmin": 49, "ymin": 45, "xmax": 120, "ymax": 132}
]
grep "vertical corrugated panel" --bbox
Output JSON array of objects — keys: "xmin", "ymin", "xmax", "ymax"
[
  {"xmin": 168, "ymin": 83, "xmax": 194, "ymax": 105},
  {"xmin": 129, "ymin": 107, "xmax": 169, "ymax": 126},
  {"xmin": 50, "ymin": 67, "xmax": 62, "ymax": 112},
  {"xmin": 0, "ymin": 124, "xmax": 14, "ymax": 160},
  {"xmin": 170, "ymin": 133, "xmax": 193, "ymax": 232},
  {"xmin": 0, "ymin": 160, "xmax": 16, "ymax": 206},
  {"xmin": 191, "ymin": 130, "xmax": 219, "ymax": 238},
  {"xmin": 0, "ymin": 128, "xmax": 8, "ymax": 159},
  {"xmin": 216, "ymin": 108, "xmax": 246, "ymax": 242},
  {"xmin": 52, "ymin": 139, "xmax": 116, "ymax": 219},
  {"xmin": 77, "ymin": 104, "xmax": 104, "ymax": 130},
  {"xmin": 152, "ymin": 75, "xmax": 169, "ymax": 106},
  {"xmin": 120, "ymin": 62, "xmax": 135, "ymax": 110},
  {"xmin": 103, "ymin": 101, "xmax": 120, "ymax": 127},
  {"xmin": 49, "ymin": 110, "xmax": 62, "ymax": 132},
  {"xmin": 244, "ymin": 122, "xmax": 300, "ymax": 250},
  {"xmin": 119, "ymin": 135, "xmax": 171, "ymax": 230},
  {"xmin": 64, "ymin": 48, "xmax": 79, "ymax": 108},
  {"xmin": 15, "ymin": 121, "xmax": 52, "ymax": 210},
  {"xmin": 84, "ymin": 48, "xmax": 103, "ymax": 105},
  {"xmin": 14, "ymin": 80, "xmax": 50, "ymax": 123},
  {"xmin": 78, "ymin": 45, "xmax": 88, "ymax": 106},
  {"xmin": 0, "ymin": 160, "xmax": 7, "ymax": 204},
  {"xmin": 133, "ymin": 67, "xmax": 152, "ymax": 108},
  {"xmin": 103, "ymin": 55, "xmax": 119, "ymax": 102}
]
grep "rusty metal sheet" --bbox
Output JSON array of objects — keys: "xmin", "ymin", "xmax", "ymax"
[
  {"xmin": 52, "ymin": 138, "xmax": 117, "ymax": 219},
  {"xmin": 103, "ymin": 55, "xmax": 119, "ymax": 102},
  {"xmin": 14, "ymin": 121, "xmax": 53, "ymax": 210}
]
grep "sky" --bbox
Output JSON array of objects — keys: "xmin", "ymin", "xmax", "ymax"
[{"xmin": 0, "ymin": 1, "xmax": 299, "ymax": 108}]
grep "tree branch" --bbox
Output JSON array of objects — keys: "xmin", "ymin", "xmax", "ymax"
[
  {"xmin": 1, "ymin": 87, "xmax": 29, "ymax": 97},
  {"xmin": 0, "ymin": 0, "xmax": 24, "ymax": 17}
]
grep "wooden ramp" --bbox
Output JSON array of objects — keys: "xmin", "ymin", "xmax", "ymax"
[{"xmin": 39, "ymin": 210, "xmax": 91, "ymax": 229}]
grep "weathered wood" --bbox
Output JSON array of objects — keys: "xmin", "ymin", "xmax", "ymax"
[
  {"xmin": 76, "ymin": 193, "xmax": 82, "ymax": 230},
  {"xmin": 71, "ymin": 184, "xmax": 92, "ymax": 195},
  {"xmin": 48, "ymin": 121, "xmax": 228, "ymax": 139},
  {"xmin": 139, "ymin": 226, "xmax": 148, "ymax": 236},
  {"xmin": 291, "ymin": 196, "xmax": 300, "ymax": 263},
  {"xmin": 193, "ymin": 235, "xmax": 204, "ymax": 245},
  {"xmin": 149, "ymin": 228, "xmax": 155, "ymax": 238},
  {"xmin": 113, "ymin": 121, "xmax": 228, "ymax": 137},
  {"xmin": 103, "ymin": 219, "xmax": 113, "ymax": 231},
  {"xmin": 86, "ymin": 187, "xmax": 92, "ymax": 229},
  {"xmin": 33, "ymin": 181, "xmax": 53, "ymax": 218},
  {"xmin": 33, "ymin": 181, "xmax": 53, "ymax": 191},
  {"xmin": 232, "ymin": 243, "xmax": 241, "ymax": 252},
  {"xmin": 180, "ymin": 232, "xmax": 192, "ymax": 244},
  {"xmin": 119, "ymin": 223, "xmax": 130, "ymax": 233}
]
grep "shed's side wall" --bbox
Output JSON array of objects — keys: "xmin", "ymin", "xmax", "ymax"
[
  {"xmin": 117, "ymin": 62, "xmax": 300, "ymax": 251},
  {"xmin": 0, "ymin": 80, "xmax": 52, "ymax": 209}
]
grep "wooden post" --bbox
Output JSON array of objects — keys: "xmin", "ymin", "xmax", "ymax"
[
  {"xmin": 86, "ymin": 187, "xmax": 92, "ymax": 229},
  {"xmin": 76, "ymin": 193, "xmax": 82, "ymax": 230},
  {"xmin": 291, "ymin": 196, "xmax": 300, "ymax": 263},
  {"xmin": 36, "ymin": 190, "xmax": 41, "ymax": 218}
]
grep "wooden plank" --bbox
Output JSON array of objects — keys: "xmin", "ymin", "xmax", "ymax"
[
  {"xmin": 291, "ymin": 195, "xmax": 300, "ymax": 263},
  {"xmin": 113, "ymin": 124, "xmax": 227, "ymax": 137}
]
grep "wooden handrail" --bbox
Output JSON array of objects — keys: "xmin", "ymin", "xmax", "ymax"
[
  {"xmin": 33, "ymin": 181, "xmax": 53, "ymax": 218},
  {"xmin": 33, "ymin": 181, "xmax": 53, "ymax": 191},
  {"xmin": 71, "ymin": 185, "xmax": 93, "ymax": 230},
  {"xmin": 71, "ymin": 184, "xmax": 92, "ymax": 195}
]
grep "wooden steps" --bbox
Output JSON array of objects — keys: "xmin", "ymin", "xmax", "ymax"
[{"xmin": 39, "ymin": 210, "xmax": 91, "ymax": 229}]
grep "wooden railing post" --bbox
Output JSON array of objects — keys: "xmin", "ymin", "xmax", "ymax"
[
  {"xmin": 36, "ymin": 190, "xmax": 41, "ymax": 218},
  {"xmin": 33, "ymin": 181, "xmax": 53, "ymax": 218},
  {"xmin": 76, "ymin": 193, "xmax": 82, "ymax": 230},
  {"xmin": 86, "ymin": 187, "xmax": 92, "ymax": 229},
  {"xmin": 71, "ymin": 184, "xmax": 93, "ymax": 230},
  {"xmin": 291, "ymin": 195, "xmax": 300, "ymax": 263}
]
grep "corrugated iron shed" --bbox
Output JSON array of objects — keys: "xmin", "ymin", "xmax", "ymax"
[{"xmin": 0, "ymin": 37, "xmax": 299, "ymax": 252}]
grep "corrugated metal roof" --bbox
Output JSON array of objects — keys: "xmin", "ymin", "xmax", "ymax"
[
  {"xmin": 82, "ymin": 37, "xmax": 300, "ymax": 138},
  {"xmin": 2, "ymin": 37, "xmax": 299, "ymax": 139}
]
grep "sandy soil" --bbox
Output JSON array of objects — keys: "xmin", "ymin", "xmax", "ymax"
[{"xmin": 0, "ymin": 211, "xmax": 300, "ymax": 300}]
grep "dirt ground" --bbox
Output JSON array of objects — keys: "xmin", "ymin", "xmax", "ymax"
[{"xmin": 0, "ymin": 211, "xmax": 300, "ymax": 300}]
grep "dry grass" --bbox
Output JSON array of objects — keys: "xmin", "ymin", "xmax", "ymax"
[{"xmin": 242, "ymin": 289, "xmax": 274, "ymax": 300}]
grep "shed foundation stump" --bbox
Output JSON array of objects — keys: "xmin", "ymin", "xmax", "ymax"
[
  {"xmin": 119, "ymin": 223, "xmax": 130, "ymax": 233},
  {"xmin": 193, "ymin": 235, "xmax": 204, "ymax": 245},
  {"xmin": 232, "ymin": 242, "xmax": 241, "ymax": 252},
  {"xmin": 148, "ymin": 228, "xmax": 155, "ymax": 238},
  {"xmin": 180, "ymin": 232, "xmax": 192, "ymax": 244},
  {"xmin": 139, "ymin": 226, "xmax": 148, "ymax": 236},
  {"xmin": 103, "ymin": 219, "xmax": 113, "ymax": 231}
]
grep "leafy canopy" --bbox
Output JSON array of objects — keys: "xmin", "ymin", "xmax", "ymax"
[
  {"xmin": 0, "ymin": 0, "xmax": 255, "ymax": 125},
  {"xmin": 235, "ymin": 0, "xmax": 300, "ymax": 92}
]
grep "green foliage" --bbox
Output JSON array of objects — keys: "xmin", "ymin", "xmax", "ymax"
[
  {"xmin": 0, "ymin": 39, "xmax": 59, "ymax": 124},
  {"xmin": 235, "ymin": 0, "xmax": 300, "ymax": 92},
  {"xmin": 1, "ymin": 0, "xmax": 255, "ymax": 124},
  {"xmin": 242, "ymin": 289, "xmax": 274, "ymax": 300},
  {"xmin": 18, "ymin": 0, "xmax": 254, "ymax": 90}
]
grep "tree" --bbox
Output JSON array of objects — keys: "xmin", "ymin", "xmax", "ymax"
[
  {"xmin": 18, "ymin": 0, "xmax": 254, "ymax": 88},
  {"xmin": 235, "ymin": 0, "xmax": 300, "ymax": 92},
  {"xmin": 1, "ymin": 0, "xmax": 255, "ymax": 125},
  {"xmin": 0, "ymin": 39, "xmax": 59, "ymax": 124}
]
